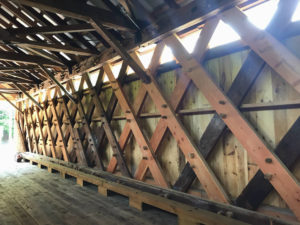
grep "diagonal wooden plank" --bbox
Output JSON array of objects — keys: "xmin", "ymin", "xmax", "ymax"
[
  {"xmin": 173, "ymin": 50, "xmax": 265, "ymax": 192},
  {"xmin": 104, "ymin": 64, "xmax": 169, "ymax": 188},
  {"xmin": 173, "ymin": 0, "xmax": 297, "ymax": 192},
  {"xmin": 85, "ymin": 66, "xmax": 127, "ymax": 153},
  {"xmin": 131, "ymin": 49, "xmax": 229, "ymax": 203},
  {"xmin": 134, "ymin": 71, "xmax": 190, "ymax": 180},
  {"xmin": 106, "ymin": 61, "xmax": 159, "ymax": 173},
  {"xmin": 236, "ymin": 117, "xmax": 300, "ymax": 210},
  {"xmin": 165, "ymin": 33, "xmax": 300, "ymax": 220},
  {"xmin": 106, "ymin": 83, "xmax": 148, "ymax": 172},
  {"xmin": 27, "ymin": 107, "xmax": 41, "ymax": 155},
  {"xmin": 221, "ymin": 4, "xmax": 300, "ymax": 94},
  {"xmin": 58, "ymin": 90, "xmax": 88, "ymax": 166},
  {"xmin": 84, "ymin": 74, "xmax": 132, "ymax": 177},
  {"xmin": 84, "ymin": 69, "xmax": 105, "ymax": 124},
  {"xmin": 68, "ymin": 80, "xmax": 104, "ymax": 170},
  {"xmin": 33, "ymin": 106, "xmax": 47, "ymax": 156},
  {"xmin": 22, "ymin": 104, "xmax": 33, "ymax": 153},
  {"xmin": 48, "ymin": 94, "xmax": 70, "ymax": 162},
  {"xmin": 89, "ymin": 20, "xmax": 151, "ymax": 83},
  {"xmin": 41, "ymin": 101, "xmax": 57, "ymax": 158},
  {"xmin": 106, "ymin": 40, "xmax": 229, "ymax": 203},
  {"xmin": 134, "ymin": 19, "xmax": 218, "ymax": 182},
  {"xmin": 0, "ymin": 93, "xmax": 23, "ymax": 113},
  {"xmin": 15, "ymin": 105, "xmax": 28, "ymax": 152}
]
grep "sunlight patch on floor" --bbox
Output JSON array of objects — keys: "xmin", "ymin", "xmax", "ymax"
[{"xmin": 0, "ymin": 142, "xmax": 18, "ymax": 172}]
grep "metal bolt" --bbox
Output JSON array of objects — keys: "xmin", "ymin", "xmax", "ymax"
[
  {"xmin": 265, "ymin": 158, "xmax": 272, "ymax": 163},
  {"xmin": 161, "ymin": 104, "xmax": 167, "ymax": 108},
  {"xmin": 264, "ymin": 174, "xmax": 272, "ymax": 181},
  {"xmin": 143, "ymin": 146, "xmax": 148, "ymax": 150},
  {"xmin": 219, "ymin": 113, "xmax": 227, "ymax": 119},
  {"xmin": 142, "ymin": 157, "xmax": 148, "ymax": 160},
  {"xmin": 126, "ymin": 110, "xmax": 130, "ymax": 113},
  {"xmin": 126, "ymin": 119, "xmax": 131, "ymax": 122},
  {"xmin": 188, "ymin": 153, "xmax": 195, "ymax": 159},
  {"xmin": 219, "ymin": 100, "xmax": 226, "ymax": 105},
  {"xmin": 161, "ymin": 116, "xmax": 167, "ymax": 119}
]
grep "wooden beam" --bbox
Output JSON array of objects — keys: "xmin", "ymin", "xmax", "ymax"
[
  {"xmin": 21, "ymin": 103, "xmax": 33, "ymax": 153},
  {"xmin": 23, "ymin": 109, "xmax": 34, "ymax": 153},
  {"xmin": 39, "ymin": 65, "xmax": 77, "ymax": 104},
  {"xmin": 88, "ymin": 65, "xmax": 127, "ymax": 161},
  {"xmin": 105, "ymin": 44, "xmax": 229, "ymax": 202},
  {"xmin": 27, "ymin": 107, "xmax": 41, "ymax": 154},
  {"xmin": 35, "ymin": 0, "xmax": 250, "ymax": 90},
  {"xmin": 8, "ymin": 24, "xmax": 95, "ymax": 35},
  {"xmin": 21, "ymin": 152, "xmax": 293, "ymax": 225},
  {"xmin": 236, "ymin": 117, "xmax": 300, "ymax": 210},
  {"xmin": 0, "ymin": 66, "xmax": 38, "ymax": 72},
  {"xmin": 0, "ymin": 29, "xmax": 97, "ymax": 56},
  {"xmin": 173, "ymin": 51, "xmax": 265, "ymax": 192},
  {"xmin": 84, "ymin": 74, "xmax": 132, "ymax": 177},
  {"xmin": 24, "ymin": 47, "xmax": 65, "ymax": 67},
  {"xmin": 90, "ymin": 20, "xmax": 151, "ymax": 83},
  {"xmin": 0, "ymin": 92, "xmax": 23, "ymax": 114},
  {"xmin": 34, "ymin": 106, "xmax": 47, "ymax": 156},
  {"xmin": 221, "ymin": 5, "xmax": 300, "ymax": 94},
  {"xmin": 10, "ymin": 0, "xmax": 134, "ymax": 31},
  {"xmin": 135, "ymin": 48, "xmax": 229, "ymax": 203},
  {"xmin": 0, "ymin": 52, "xmax": 62, "ymax": 67},
  {"xmin": 15, "ymin": 107, "xmax": 28, "ymax": 152},
  {"xmin": 0, "ymin": 76, "xmax": 35, "ymax": 84},
  {"xmin": 41, "ymin": 101, "xmax": 57, "ymax": 159},
  {"xmin": 48, "ymin": 97, "xmax": 70, "ymax": 162},
  {"xmin": 16, "ymin": 41, "xmax": 97, "ymax": 56},
  {"xmin": 58, "ymin": 92, "xmax": 88, "ymax": 166},
  {"xmin": 165, "ymin": 34, "xmax": 300, "ymax": 221},
  {"xmin": 104, "ymin": 64, "xmax": 169, "ymax": 188},
  {"xmin": 173, "ymin": 0, "xmax": 297, "ymax": 192},
  {"xmin": 14, "ymin": 82, "xmax": 43, "ymax": 110},
  {"xmin": 68, "ymin": 80, "xmax": 104, "ymax": 170}
]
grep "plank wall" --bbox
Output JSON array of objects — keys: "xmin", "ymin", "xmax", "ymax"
[{"xmin": 19, "ymin": 35, "xmax": 300, "ymax": 211}]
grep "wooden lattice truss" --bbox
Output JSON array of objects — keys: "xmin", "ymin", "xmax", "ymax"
[{"xmin": 14, "ymin": 0, "xmax": 300, "ymax": 222}]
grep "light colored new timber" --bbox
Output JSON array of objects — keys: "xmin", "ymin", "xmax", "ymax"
[
  {"xmin": 21, "ymin": 153, "xmax": 249, "ymax": 225},
  {"xmin": 0, "ymin": 154, "xmax": 177, "ymax": 225}
]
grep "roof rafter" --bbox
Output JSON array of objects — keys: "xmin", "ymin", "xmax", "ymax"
[
  {"xmin": 8, "ymin": 24, "xmax": 95, "ymax": 36},
  {"xmin": 10, "ymin": 0, "xmax": 135, "ymax": 31},
  {"xmin": 0, "ymin": 52, "xmax": 63, "ymax": 67}
]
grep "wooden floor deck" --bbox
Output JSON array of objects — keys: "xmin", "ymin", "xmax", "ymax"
[{"xmin": 0, "ymin": 153, "xmax": 177, "ymax": 225}]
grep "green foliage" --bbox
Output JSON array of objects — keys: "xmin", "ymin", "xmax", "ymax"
[{"xmin": 0, "ymin": 110, "xmax": 13, "ymax": 141}]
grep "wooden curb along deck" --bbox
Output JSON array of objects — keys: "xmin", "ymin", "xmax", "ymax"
[{"xmin": 22, "ymin": 153, "xmax": 296, "ymax": 225}]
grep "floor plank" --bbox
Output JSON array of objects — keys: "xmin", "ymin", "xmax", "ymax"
[{"xmin": 0, "ymin": 149, "xmax": 177, "ymax": 225}]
